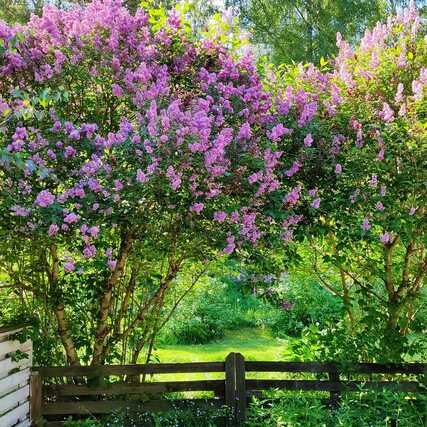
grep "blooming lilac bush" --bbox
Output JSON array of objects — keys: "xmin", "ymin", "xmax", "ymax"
[
  {"xmin": 1, "ymin": 0, "xmax": 425, "ymax": 365},
  {"xmin": 0, "ymin": 0, "xmax": 317, "ymax": 365},
  {"xmin": 272, "ymin": 3, "xmax": 427, "ymax": 350}
]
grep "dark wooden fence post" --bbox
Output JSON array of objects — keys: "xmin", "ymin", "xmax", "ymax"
[
  {"xmin": 225, "ymin": 352, "xmax": 236, "ymax": 426},
  {"xmin": 225, "ymin": 352, "xmax": 246, "ymax": 426},
  {"xmin": 235, "ymin": 353, "xmax": 246, "ymax": 425},
  {"xmin": 328, "ymin": 370, "xmax": 341, "ymax": 407},
  {"xmin": 30, "ymin": 371, "xmax": 43, "ymax": 427}
]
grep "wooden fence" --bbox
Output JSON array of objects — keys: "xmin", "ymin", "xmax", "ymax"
[
  {"xmin": 0, "ymin": 325, "xmax": 32, "ymax": 427},
  {"xmin": 31, "ymin": 352, "xmax": 426, "ymax": 426}
]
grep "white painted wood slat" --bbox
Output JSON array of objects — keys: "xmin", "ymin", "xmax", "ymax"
[
  {"xmin": 0, "ymin": 384, "xmax": 29, "ymax": 415},
  {"xmin": 0, "ymin": 401, "xmax": 30, "ymax": 427},
  {"xmin": 0, "ymin": 327, "xmax": 31, "ymax": 427},
  {"xmin": 0, "ymin": 369, "xmax": 30, "ymax": 399},
  {"xmin": 0, "ymin": 356, "xmax": 32, "ymax": 381},
  {"xmin": 0, "ymin": 339, "xmax": 32, "ymax": 360}
]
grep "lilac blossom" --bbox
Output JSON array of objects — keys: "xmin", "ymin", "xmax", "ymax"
[
  {"xmin": 48, "ymin": 224, "xmax": 59, "ymax": 236},
  {"xmin": 311, "ymin": 198, "xmax": 321, "ymax": 209},
  {"xmin": 362, "ymin": 218, "xmax": 371, "ymax": 231},
  {"xmin": 83, "ymin": 245, "xmax": 97, "ymax": 258},
  {"xmin": 190, "ymin": 203, "xmax": 204, "ymax": 214},
  {"xmin": 64, "ymin": 260, "xmax": 75, "ymax": 273},
  {"xmin": 380, "ymin": 232, "xmax": 391, "ymax": 244},
  {"xmin": 35, "ymin": 190, "xmax": 55, "ymax": 207},
  {"xmin": 214, "ymin": 211, "xmax": 227, "ymax": 222},
  {"xmin": 11, "ymin": 205, "xmax": 30, "ymax": 217},
  {"xmin": 64, "ymin": 213, "xmax": 80, "ymax": 224}
]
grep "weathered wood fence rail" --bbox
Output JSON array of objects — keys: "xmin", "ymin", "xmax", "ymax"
[
  {"xmin": 31, "ymin": 352, "xmax": 427, "ymax": 426},
  {"xmin": 0, "ymin": 325, "xmax": 32, "ymax": 427}
]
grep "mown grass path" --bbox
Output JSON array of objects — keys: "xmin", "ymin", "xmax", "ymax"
[{"xmin": 146, "ymin": 328, "xmax": 292, "ymax": 382}]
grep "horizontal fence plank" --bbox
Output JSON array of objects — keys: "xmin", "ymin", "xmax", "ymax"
[
  {"xmin": 0, "ymin": 384, "xmax": 29, "ymax": 415},
  {"xmin": 14, "ymin": 420, "xmax": 31, "ymax": 427},
  {"xmin": 0, "ymin": 356, "xmax": 32, "ymax": 381},
  {"xmin": 0, "ymin": 324, "xmax": 31, "ymax": 337},
  {"xmin": 245, "ymin": 379, "xmax": 424, "ymax": 392},
  {"xmin": 0, "ymin": 369, "xmax": 30, "ymax": 399},
  {"xmin": 42, "ymin": 398, "xmax": 221, "ymax": 415},
  {"xmin": 38, "ymin": 362, "xmax": 225, "ymax": 377},
  {"xmin": 245, "ymin": 361, "xmax": 427, "ymax": 375},
  {"xmin": 0, "ymin": 340, "xmax": 32, "ymax": 361},
  {"xmin": 44, "ymin": 380, "xmax": 225, "ymax": 396},
  {"xmin": 0, "ymin": 401, "xmax": 29, "ymax": 427}
]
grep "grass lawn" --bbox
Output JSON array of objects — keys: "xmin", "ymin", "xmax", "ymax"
[
  {"xmin": 153, "ymin": 327, "xmax": 291, "ymax": 363},
  {"xmin": 146, "ymin": 328, "xmax": 292, "ymax": 382}
]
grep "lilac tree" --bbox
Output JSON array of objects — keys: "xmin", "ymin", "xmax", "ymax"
[
  {"xmin": 0, "ymin": 1, "xmax": 317, "ymax": 365},
  {"xmin": 271, "ymin": 3, "xmax": 426, "ymax": 356}
]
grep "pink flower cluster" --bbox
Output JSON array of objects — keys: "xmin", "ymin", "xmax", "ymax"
[
  {"xmin": 0, "ymin": 0, "xmax": 321, "ymax": 269},
  {"xmin": 1, "ymin": 0, "xmax": 423, "ymax": 272}
]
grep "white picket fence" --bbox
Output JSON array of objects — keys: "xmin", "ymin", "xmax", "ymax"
[{"xmin": 0, "ymin": 326, "xmax": 32, "ymax": 427}]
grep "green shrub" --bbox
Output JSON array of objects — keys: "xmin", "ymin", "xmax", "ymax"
[
  {"xmin": 160, "ymin": 279, "xmax": 279, "ymax": 345},
  {"xmin": 287, "ymin": 316, "xmax": 427, "ymax": 363},
  {"xmin": 64, "ymin": 400, "xmax": 229, "ymax": 427},
  {"xmin": 247, "ymin": 390, "xmax": 427, "ymax": 427},
  {"xmin": 168, "ymin": 315, "xmax": 226, "ymax": 345},
  {"xmin": 269, "ymin": 278, "xmax": 344, "ymax": 338}
]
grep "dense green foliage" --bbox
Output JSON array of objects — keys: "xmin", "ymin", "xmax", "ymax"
[
  {"xmin": 63, "ymin": 400, "xmax": 228, "ymax": 426},
  {"xmin": 59, "ymin": 388, "xmax": 427, "ymax": 426},
  {"xmin": 247, "ymin": 390, "xmax": 427, "ymax": 426},
  {"xmin": 229, "ymin": 0, "xmax": 385, "ymax": 64},
  {"xmin": 229, "ymin": 0, "xmax": 427, "ymax": 64},
  {"xmin": 157, "ymin": 269, "xmax": 344, "ymax": 345}
]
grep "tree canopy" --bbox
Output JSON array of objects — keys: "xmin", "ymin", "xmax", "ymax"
[
  {"xmin": 227, "ymin": 0, "xmax": 427, "ymax": 64},
  {"xmin": 0, "ymin": 0, "xmax": 425, "ymax": 365}
]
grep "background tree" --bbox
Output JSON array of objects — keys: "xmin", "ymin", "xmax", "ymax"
[{"xmin": 227, "ymin": 0, "xmax": 427, "ymax": 64}]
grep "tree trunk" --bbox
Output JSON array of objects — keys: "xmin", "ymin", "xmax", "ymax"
[
  {"xmin": 340, "ymin": 267, "xmax": 354, "ymax": 326},
  {"xmin": 386, "ymin": 298, "xmax": 402, "ymax": 331},
  {"xmin": 49, "ymin": 244, "xmax": 80, "ymax": 366},
  {"xmin": 54, "ymin": 304, "xmax": 80, "ymax": 365},
  {"xmin": 92, "ymin": 232, "xmax": 133, "ymax": 365}
]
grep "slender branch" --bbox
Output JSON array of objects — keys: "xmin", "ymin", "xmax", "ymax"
[
  {"xmin": 104, "ymin": 257, "xmax": 183, "ymax": 357},
  {"xmin": 384, "ymin": 235, "xmax": 399, "ymax": 300},
  {"xmin": 49, "ymin": 244, "xmax": 80, "ymax": 366},
  {"xmin": 409, "ymin": 255, "xmax": 427, "ymax": 296},
  {"xmin": 341, "ymin": 268, "xmax": 386, "ymax": 303},
  {"xmin": 401, "ymin": 241, "xmax": 414, "ymax": 290},
  {"xmin": 157, "ymin": 266, "xmax": 208, "ymax": 333},
  {"xmin": 113, "ymin": 262, "xmax": 142, "ymax": 337}
]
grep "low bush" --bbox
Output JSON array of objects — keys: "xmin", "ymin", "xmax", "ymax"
[
  {"xmin": 160, "ymin": 278, "xmax": 278, "ymax": 345},
  {"xmin": 288, "ymin": 314, "xmax": 427, "ymax": 363},
  {"xmin": 64, "ymin": 400, "xmax": 228, "ymax": 427},
  {"xmin": 167, "ymin": 315, "xmax": 226, "ymax": 345},
  {"xmin": 267, "ymin": 277, "xmax": 344, "ymax": 338},
  {"xmin": 247, "ymin": 389, "xmax": 427, "ymax": 427}
]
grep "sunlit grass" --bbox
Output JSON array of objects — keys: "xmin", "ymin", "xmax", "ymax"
[
  {"xmin": 154, "ymin": 327, "xmax": 290, "ymax": 362},
  {"xmin": 144, "ymin": 328, "xmax": 293, "ymax": 382}
]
